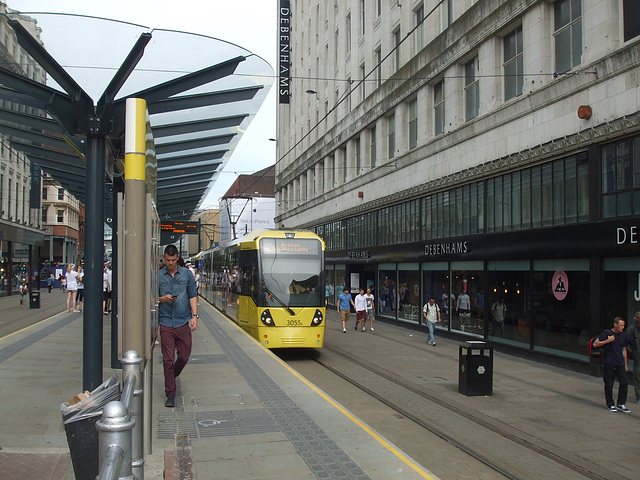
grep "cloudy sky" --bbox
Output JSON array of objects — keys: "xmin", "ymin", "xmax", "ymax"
[{"xmin": 7, "ymin": 0, "xmax": 277, "ymax": 207}]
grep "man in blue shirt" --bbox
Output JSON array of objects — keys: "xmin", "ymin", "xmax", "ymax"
[
  {"xmin": 337, "ymin": 288, "xmax": 355, "ymax": 333},
  {"xmin": 594, "ymin": 317, "xmax": 630, "ymax": 413},
  {"xmin": 158, "ymin": 245, "xmax": 198, "ymax": 408}
]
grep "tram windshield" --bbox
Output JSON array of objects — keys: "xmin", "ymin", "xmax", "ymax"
[{"xmin": 259, "ymin": 238, "xmax": 324, "ymax": 308}]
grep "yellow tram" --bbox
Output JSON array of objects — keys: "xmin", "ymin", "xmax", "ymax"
[{"xmin": 200, "ymin": 229, "xmax": 326, "ymax": 348}]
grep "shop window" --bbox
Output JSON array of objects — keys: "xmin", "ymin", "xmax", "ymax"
[
  {"xmin": 532, "ymin": 259, "xmax": 590, "ymax": 360},
  {"xmin": 554, "ymin": 0, "xmax": 582, "ymax": 74},
  {"xmin": 603, "ymin": 258, "xmax": 640, "ymax": 327},
  {"xmin": 451, "ymin": 262, "xmax": 484, "ymax": 336},
  {"xmin": 378, "ymin": 265, "xmax": 397, "ymax": 317},
  {"xmin": 422, "ymin": 263, "xmax": 450, "ymax": 329},
  {"xmin": 487, "ymin": 261, "xmax": 530, "ymax": 345},
  {"xmin": 398, "ymin": 264, "xmax": 420, "ymax": 323}
]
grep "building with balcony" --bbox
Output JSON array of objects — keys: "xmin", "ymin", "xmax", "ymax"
[{"xmin": 275, "ymin": 0, "xmax": 640, "ymax": 366}]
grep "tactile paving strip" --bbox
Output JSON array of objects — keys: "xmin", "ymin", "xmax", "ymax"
[
  {"xmin": 200, "ymin": 316, "xmax": 372, "ymax": 480},
  {"xmin": 158, "ymin": 408, "xmax": 278, "ymax": 439}
]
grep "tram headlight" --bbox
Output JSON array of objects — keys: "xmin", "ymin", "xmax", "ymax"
[
  {"xmin": 260, "ymin": 309, "xmax": 275, "ymax": 326},
  {"xmin": 311, "ymin": 309, "xmax": 323, "ymax": 326}
]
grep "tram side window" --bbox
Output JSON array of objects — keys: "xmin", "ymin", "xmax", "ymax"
[{"xmin": 238, "ymin": 250, "xmax": 259, "ymax": 303}]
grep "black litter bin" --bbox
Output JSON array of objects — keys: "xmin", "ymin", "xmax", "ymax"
[
  {"xmin": 458, "ymin": 341, "xmax": 493, "ymax": 396},
  {"xmin": 61, "ymin": 375, "xmax": 120, "ymax": 480},
  {"xmin": 30, "ymin": 291, "xmax": 40, "ymax": 308}
]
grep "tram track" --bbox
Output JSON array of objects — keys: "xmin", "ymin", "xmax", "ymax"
[{"xmin": 288, "ymin": 340, "xmax": 623, "ymax": 480}]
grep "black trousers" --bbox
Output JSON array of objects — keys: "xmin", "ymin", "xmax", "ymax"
[{"xmin": 603, "ymin": 363, "xmax": 628, "ymax": 407}]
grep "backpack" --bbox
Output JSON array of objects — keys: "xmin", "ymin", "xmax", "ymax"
[{"xmin": 588, "ymin": 330, "xmax": 612, "ymax": 358}]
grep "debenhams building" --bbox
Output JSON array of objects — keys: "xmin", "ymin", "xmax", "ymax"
[{"xmin": 274, "ymin": 0, "xmax": 640, "ymax": 366}]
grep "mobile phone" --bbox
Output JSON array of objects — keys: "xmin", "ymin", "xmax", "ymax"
[{"xmin": 171, "ymin": 294, "xmax": 178, "ymax": 298}]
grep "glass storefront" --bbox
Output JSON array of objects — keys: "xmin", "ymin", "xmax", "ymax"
[
  {"xmin": 603, "ymin": 257, "xmax": 640, "ymax": 331},
  {"xmin": 487, "ymin": 261, "xmax": 530, "ymax": 346},
  {"xmin": 532, "ymin": 259, "xmax": 590, "ymax": 360},
  {"xmin": 398, "ymin": 263, "xmax": 420, "ymax": 323},
  {"xmin": 422, "ymin": 262, "xmax": 449, "ymax": 327},
  {"xmin": 450, "ymin": 262, "xmax": 483, "ymax": 336},
  {"xmin": 379, "ymin": 264, "xmax": 397, "ymax": 317}
]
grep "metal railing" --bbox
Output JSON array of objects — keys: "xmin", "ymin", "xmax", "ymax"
[{"xmin": 96, "ymin": 350, "xmax": 144, "ymax": 480}]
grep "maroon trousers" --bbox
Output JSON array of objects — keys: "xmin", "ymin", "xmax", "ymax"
[{"xmin": 160, "ymin": 323, "xmax": 192, "ymax": 397}]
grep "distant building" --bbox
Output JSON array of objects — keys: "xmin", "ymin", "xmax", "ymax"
[
  {"xmin": 40, "ymin": 173, "xmax": 82, "ymax": 264},
  {"xmin": 219, "ymin": 166, "xmax": 275, "ymax": 243}
]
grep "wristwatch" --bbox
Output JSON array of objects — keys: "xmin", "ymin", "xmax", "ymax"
[{"xmin": 193, "ymin": 314, "xmax": 199, "ymax": 318}]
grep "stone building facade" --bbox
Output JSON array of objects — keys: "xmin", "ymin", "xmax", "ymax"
[{"xmin": 275, "ymin": 0, "xmax": 640, "ymax": 365}]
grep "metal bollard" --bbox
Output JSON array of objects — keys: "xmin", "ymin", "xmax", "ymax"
[
  {"xmin": 121, "ymin": 350, "xmax": 144, "ymax": 480},
  {"xmin": 96, "ymin": 401, "xmax": 135, "ymax": 480}
]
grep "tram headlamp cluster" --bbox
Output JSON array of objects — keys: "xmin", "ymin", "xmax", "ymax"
[
  {"xmin": 311, "ymin": 309, "xmax": 323, "ymax": 326},
  {"xmin": 260, "ymin": 309, "xmax": 275, "ymax": 326}
]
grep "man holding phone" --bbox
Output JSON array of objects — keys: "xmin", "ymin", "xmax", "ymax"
[{"xmin": 158, "ymin": 244, "xmax": 198, "ymax": 408}]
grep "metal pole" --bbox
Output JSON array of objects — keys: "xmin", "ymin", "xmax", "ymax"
[
  {"xmin": 96, "ymin": 401, "xmax": 135, "ymax": 480},
  {"xmin": 83, "ymin": 134, "xmax": 106, "ymax": 390},
  {"xmin": 121, "ymin": 350, "xmax": 144, "ymax": 480}
]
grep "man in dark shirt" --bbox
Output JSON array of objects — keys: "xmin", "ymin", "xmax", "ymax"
[{"xmin": 594, "ymin": 317, "xmax": 630, "ymax": 413}]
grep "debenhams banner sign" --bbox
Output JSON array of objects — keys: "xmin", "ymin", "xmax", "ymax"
[
  {"xmin": 278, "ymin": 1, "xmax": 291, "ymax": 104},
  {"xmin": 425, "ymin": 241, "xmax": 469, "ymax": 256}
]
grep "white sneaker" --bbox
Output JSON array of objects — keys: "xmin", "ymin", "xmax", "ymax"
[
  {"xmin": 432, "ymin": 342, "xmax": 436, "ymax": 346},
  {"xmin": 617, "ymin": 405, "xmax": 631, "ymax": 413},
  {"xmin": 370, "ymin": 328, "xmax": 374, "ymax": 332}
]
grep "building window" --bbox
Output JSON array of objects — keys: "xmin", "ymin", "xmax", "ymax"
[
  {"xmin": 415, "ymin": 4, "xmax": 425, "ymax": 52},
  {"xmin": 57, "ymin": 209, "xmax": 64, "ymax": 223},
  {"xmin": 376, "ymin": 0, "xmax": 382, "ymax": 18},
  {"xmin": 387, "ymin": 114, "xmax": 396, "ymax": 160},
  {"xmin": 355, "ymin": 137, "xmax": 361, "ymax": 173},
  {"xmin": 504, "ymin": 26, "xmax": 523, "ymax": 101},
  {"xmin": 602, "ymin": 136, "xmax": 640, "ymax": 218},
  {"xmin": 57, "ymin": 188, "xmax": 64, "ymax": 200},
  {"xmin": 624, "ymin": 0, "xmax": 640, "ymax": 41},
  {"xmin": 370, "ymin": 125, "xmax": 377, "ymax": 167},
  {"xmin": 464, "ymin": 57, "xmax": 479, "ymax": 121},
  {"xmin": 393, "ymin": 29, "xmax": 401, "ymax": 72},
  {"xmin": 375, "ymin": 47, "xmax": 382, "ymax": 87},
  {"xmin": 42, "ymin": 187, "xmax": 47, "ymax": 200},
  {"xmin": 554, "ymin": 0, "xmax": 582, "ymax": 74},
  {"xmin": 42, "ymin": 206, "xmax": 47, "ymax": 222},
  {"xmin": 434, "ymin": 80, "xmax": 445, "ymax": 136},
  {"xmin": 342, "ymin": 147, "xmax": 348, "ymax": 182},
  {"xmin": 408, "ymin": 98, "xmax": 418, "ymax": 149},
  {"xmin": 441, "ymin": 0, "xmax": 453, "ymax": 31},
  {"xmin": 359, "ymin": 64, "xmax": 366, "ymax": 101},
  {"xmin": 360, "ymin": 0, "xmax": 365, "ymax": 35},
  {"xmin": 346, "ymin": 13, "xmax": 352, "ymax": 53}
]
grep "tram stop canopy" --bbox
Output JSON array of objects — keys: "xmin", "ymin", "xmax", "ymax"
[{"xmin": 0, "ymin": 11, "xmax": 274, "ymax": 219}]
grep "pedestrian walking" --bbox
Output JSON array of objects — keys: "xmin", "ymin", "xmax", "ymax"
[
  {"xmin": 103, "ymin": 261, "xmax": 112, "ymax": 314},
  {"xmin": 423, "ymin": 296, "xmax": 441, "ymax": 345},
  {"xmin": 364, "ymin": 286, "xmax": 375, "ymax": 332},
  {"xmin": 337, "ymin": 288, "xmax": 355, "ymax": 333},
  {"xmin": 354, "ymin": 288, "xmax": 367, "ymax": 332},
  {"xmin": 47, "ymin": 273, "xmax": 54, "ymax": 293},
  {"xmin": 76, "ymin": 265, "xmax": 84, "ymax": 312},
  {"xmin": 593, "ymin": 317, "xmax": 630, "ymax": 412},
  {"xmin": 625, "ymin": 311, "xmax": 640, "ymax": 405},
  {"xmin": 158, "ymin": 244, "xmax": 198, "ymax": 408},
  {"xmin": 65, "ymin": 264, "xmax": 78, "ymax": 312},
  {"xmin": 18, "ymin": 281, "xmax": 27, "ymax": 308}
]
